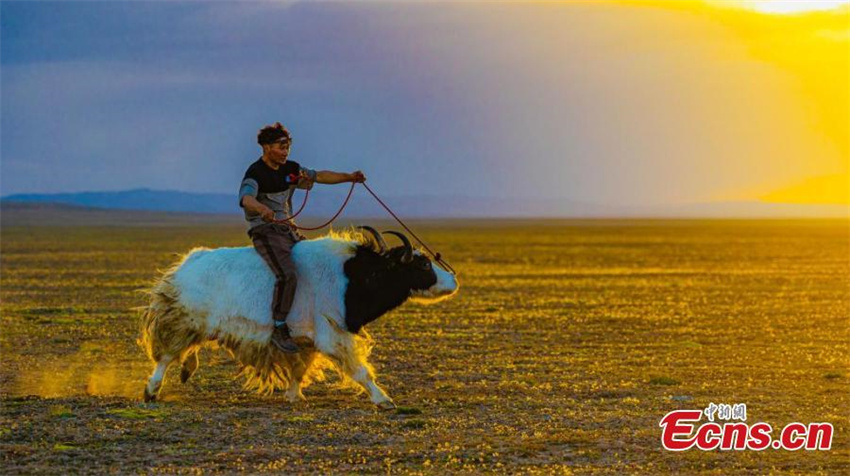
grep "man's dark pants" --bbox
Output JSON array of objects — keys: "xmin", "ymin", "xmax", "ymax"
[{"xmin": 249, "ymin": 224, "xmax": 302, "ymax": 325}]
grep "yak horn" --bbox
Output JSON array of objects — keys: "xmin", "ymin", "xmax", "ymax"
[
  {"xmin": 357, "ymin": 225, "xmax": 387, "ymax": 253},
  {"xmin": 382, "ymin": 231, "xmax": 413, "ymax": 263}
]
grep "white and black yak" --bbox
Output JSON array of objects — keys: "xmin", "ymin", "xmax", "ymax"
[{"xmin": 139, "ymin": 227, "xmax": 459, "ymax": 409}]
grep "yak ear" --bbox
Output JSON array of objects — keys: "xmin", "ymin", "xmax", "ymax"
[{"xmin": 381, "ymin": 249, "xmax": 401, "ymax": 269}]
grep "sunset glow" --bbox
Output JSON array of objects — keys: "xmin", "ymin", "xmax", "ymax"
[
  {"xmin": 760, "ymin": 174, "xmax": 850, "ymax": 204},
  {"xmin": 738, "ymin": 0, "xmax": 850, "ymax": 14}
]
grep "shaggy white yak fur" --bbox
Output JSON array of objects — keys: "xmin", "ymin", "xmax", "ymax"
[{"xmin": 139, "ymin": 231, "xmax": 458, "ymax": 409}]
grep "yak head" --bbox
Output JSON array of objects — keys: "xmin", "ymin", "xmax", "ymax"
[
  {"xmin": 342, "ymin": 226, "xmax": 459, "ymax": 333},
  {"xmin": 386, "ymin": 237, "xmax": 458, "ymax": 303}
]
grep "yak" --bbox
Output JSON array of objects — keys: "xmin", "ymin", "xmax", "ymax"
[{"xmin": 139, "ymin": 227, "xmax": 459, "ymax": 409}]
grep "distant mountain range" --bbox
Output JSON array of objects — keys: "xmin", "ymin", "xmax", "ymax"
[
  {"xmin": 2, "ymin": 188, "xmax": 847, "ymax": 218},
  {"xmin": 3, "ymin": 189, "xmax": 238, "ymax": 214},
  {"xmin": 0, "ymin": 188, "xmax": 617, "ymax": 218}
]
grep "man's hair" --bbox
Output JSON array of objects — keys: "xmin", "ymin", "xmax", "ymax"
[{"xmin": 257, "ymin": 122, "xmax": 291, "ymax": 145}]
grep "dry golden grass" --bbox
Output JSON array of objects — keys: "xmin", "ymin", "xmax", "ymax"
[{"xmin": 1, "ymin": 220, "xmax": 848, "ymax": 474}]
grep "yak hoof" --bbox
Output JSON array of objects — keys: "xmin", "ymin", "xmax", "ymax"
[
  {"xmin": 181, "ymin": 353, "xmax": 199, "ymax": 384},
  {"xmin": 180, "ymin": 368, "xmax": 192, "ymax": 384},
  {"xmin": 143, "ymin": 387, "xmax": 156, "ymax": 403},
  {"xmin": 285, "ymin": 390, "xmax": 306, "ymax": 404},
  {"xmin": 376, "ymin": 400, "xmax": 396, "ymax": 411}
]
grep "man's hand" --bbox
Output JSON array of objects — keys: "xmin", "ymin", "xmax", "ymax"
[
  {"xmin": 350, "ymin": 170, "xmax": 366, "ymax": 183},
  {"xmin": 260, "ymin": 206, "xmax": 276, "ymax": 223},
  {"xmin": 241, "ymin": 195, "xmax": 277, "ymax": 222}
]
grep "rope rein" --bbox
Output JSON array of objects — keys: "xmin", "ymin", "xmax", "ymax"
[
  {"xmin": 361, "ymin": 183, "xmax": 456, "ymax": 275},
  {"xmin": 283, "ymin": 186, "xmax": 311, "ymax": 221},
  {"xmin": 277, "ymin": 181, "xmax": 356, "ymax": 231},
  {"xmin": 276, "ymin": 181, "xmax": 456, "ymax": 274}
]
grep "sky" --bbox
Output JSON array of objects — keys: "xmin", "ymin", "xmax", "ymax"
[{"xmin": 1, "ymin": 0, "xmax": 848, "ymax": 211}]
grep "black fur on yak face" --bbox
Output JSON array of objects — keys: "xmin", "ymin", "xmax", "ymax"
[{"xmin": 342, "ymin": 229, "xmax": 440, "ymax": 334}]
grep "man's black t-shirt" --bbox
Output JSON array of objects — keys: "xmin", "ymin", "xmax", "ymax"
[
  {"xmin": 243, "ymin": 159, "xmax": 303, "ymax": 194},
  {"xmin": 238, "ymin": 159, "xmax": 317, "ymax": 229}
]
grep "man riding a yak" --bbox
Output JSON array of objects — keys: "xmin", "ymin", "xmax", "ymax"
[
  {"xmin": 139, "ymin": 121, "xmax": 458, "ymax": 407},
  {"xmin": 239, "ymin": 122, "xmax": 366, "ymax": 354}
]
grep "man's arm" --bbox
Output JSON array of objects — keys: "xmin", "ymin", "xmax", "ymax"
[
  {"xmin": 239, "ymin": 175, "xmax": 276, "ymax": 222},
  {"xmin": 241, "ymin": 195, "xmax": 275, "ymax": 222},
  {"xmin": 315, "ymin": 170, "xmax": 366, "ymax": 184}
]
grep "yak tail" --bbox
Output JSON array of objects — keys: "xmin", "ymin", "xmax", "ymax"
[
  {"xmin": 137, "ymin": 304, "xmax": 156, "ymax": 362},
  {"xmin": 137, "ymin": 248, "xmax": 212, "ymax": 362},
  {"xmin": 136, "ymin": 271, "xmax": 189, "ymax": 362}
]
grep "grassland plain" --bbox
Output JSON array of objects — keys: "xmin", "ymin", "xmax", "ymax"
[{"xmin": 1, "ymin": 219, "xmax": 848, "ymax": 474}]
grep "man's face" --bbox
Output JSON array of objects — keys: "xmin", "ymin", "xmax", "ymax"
[{"xmin": 266, "ymin": 140, "xmax": 291, "ymax": 165}]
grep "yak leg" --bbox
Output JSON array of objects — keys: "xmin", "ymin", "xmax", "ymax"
[
  {"xmin": 316, "ymin": 322, "xmax": 394, "ymax": 410},
  {"xmin": 349, "ymin": 362, "xmax": 394, "ymax": 410},
  {"xmin": 180, "ymin": 349, "xmax": 199, "ymax": 384},
  {"xmin": 144, "ymin": 354, "xmax": 175, "ymax": 402},
  {"xmin": 284, "ymin": 350, "xmax": 316, "ymax": 403}
]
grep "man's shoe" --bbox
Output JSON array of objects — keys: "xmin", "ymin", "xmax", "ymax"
[{"xmin": 270, "ymin": 324, "xmax": 300, "ymax": 353}]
